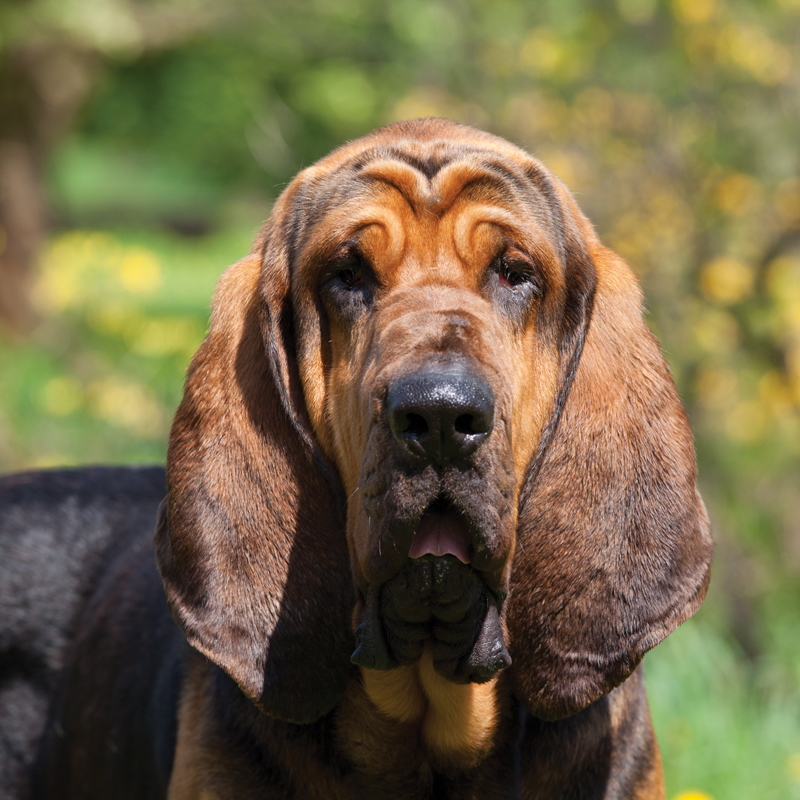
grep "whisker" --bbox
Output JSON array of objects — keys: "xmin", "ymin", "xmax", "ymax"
[{"xmin": 348, "ymin": 482, "xmax": 365, "ymax": 503}]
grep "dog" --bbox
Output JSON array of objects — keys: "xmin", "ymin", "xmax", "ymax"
[{"xmin": 0, "ymin": 118, "xmax": 712, "ymax": 799}]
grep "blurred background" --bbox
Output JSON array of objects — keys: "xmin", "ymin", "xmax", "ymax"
[{"xmin": 1, "ymin": 0, "xmax": 798, "ymax": 796}]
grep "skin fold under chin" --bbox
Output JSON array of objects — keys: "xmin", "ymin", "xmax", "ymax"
[{"xmin": 352, "ymin": 553, "xmax": 511, "ymax": 683}]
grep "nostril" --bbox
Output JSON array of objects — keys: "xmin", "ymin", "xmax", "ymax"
[
  {"xmin": 454, "ymin": 414, "xmax": 474, "ymax": 435},
  {"xmin": 387, "ymin": 364, "xmax": 494, "ymax": 464},
  {"xmin": 403, "ymin": 413, "xmax": 429, "ymax": 438}
]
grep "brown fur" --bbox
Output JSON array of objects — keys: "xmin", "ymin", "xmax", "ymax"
[{"xmin": 154, "ymin": 119, "xmax": 713, "ymax": 798}]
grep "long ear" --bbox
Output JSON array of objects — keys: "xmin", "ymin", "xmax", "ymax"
[
  {"xmin": 154, "ymin": 194, "xmax": 355, "ymax": 724},
  {"xmin": 507, "ymin": 240, "xmax": 713, "ymax": 722}
]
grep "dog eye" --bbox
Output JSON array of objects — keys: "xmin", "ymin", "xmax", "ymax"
[
  {"xmin": 321, "ymin": 249, "xmax": 374, "ymax": 316},
  {"xmin": 337, "ymin": 266, "xmax": 365, "ymax": 289},
  {"xmin": 498, "ymin": 261, "xmax": 526, "ymax": 289},
  {"xmin": 495, "ymin": 256, "xmax": 537, "ymax": 293}
]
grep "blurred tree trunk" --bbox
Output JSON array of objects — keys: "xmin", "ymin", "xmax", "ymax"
[
  {"xmin": 0, "ymin": 140, "xmax": 45, "ymax": 334},
  {"xmin": 0, "ymin": 42, "xmax": 95, "ymax": 335},
  {"xmin": 0, "ymin": 1, "xmax": 214, "ymax": 336}
]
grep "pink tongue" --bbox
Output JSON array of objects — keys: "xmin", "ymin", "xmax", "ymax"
[{"xmin": 409, "ymin": 510, "xmax": 471, "ymax": 564}]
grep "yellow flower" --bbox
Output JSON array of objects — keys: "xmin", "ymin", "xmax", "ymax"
[
  {"xmin": 520, "ymin": 28, "xmax": 567, "ymax": 77},
  {"xmin": 673, "ymin": 791, "xmax": 714, "ymax": 800},
  {"xmin": 86, "ymin": 378, "xmax": 165, "ymax": 437},
  {"xmin": 41, "ymin": 377, "xmax": 83, "ymax": 417},
  {"xmin": 131, "ymin": 317, "xmax": 204, "ymax": 358},
  {"xmin": 118, "ymin": 248, "xmax": 162, "ymax": 294},
  {"xmin": 725, "ymin": 399, "xmax": 768, "ymax": 444},
  {"xmin": 692, "ymin": 308, "xmax": 740, "ymax": 354},
  {"xmin": 700, "ymin": 257, "xmax": 754, "ymax": 304},
  {"xmin": 787, "ymin": 752, "xmax": 800, "ymax": 782},
  {"xmin": 713, "ymin": 173, "xmax": 763, "ymax": 217},
  {"xmin": 671, "ymin": 0, "xmax": 717, "ymax": 24},
  {"xmin": 716, "ymin": 22, "xmax": 793, "ymax": 85}
]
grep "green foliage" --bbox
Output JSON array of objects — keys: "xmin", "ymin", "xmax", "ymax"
[{"xmin": 0, "ymin": 226, "xmax": 251, "ymax": 465}]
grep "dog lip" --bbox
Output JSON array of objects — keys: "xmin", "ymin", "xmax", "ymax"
[{"xmin": 408, "ymin": 505, "xmax": 471, "ymax": 564}]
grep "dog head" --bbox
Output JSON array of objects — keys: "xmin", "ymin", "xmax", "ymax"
[{"xmin": 155, "ymin": 119, "xmax": 712, "ymax": 724}]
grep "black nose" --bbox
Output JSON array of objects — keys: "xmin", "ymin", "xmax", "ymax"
[{"xmin": 387, "ymin": 364, "xmax": 494, "ymax": 466}]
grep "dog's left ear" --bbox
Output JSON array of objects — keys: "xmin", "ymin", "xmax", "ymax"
[
  {"xmin": 154, "ymin": 185, "xmax": 355, "ymax": 724},
  {"xmin": 506, "ymin": 192, "xmax": 713, "ymax": 721}
]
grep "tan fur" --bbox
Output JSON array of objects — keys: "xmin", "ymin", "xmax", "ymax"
[
  {"xmin": 416, "ymin": 648, "xmax": 500, "ymax": 766},
  {"xmin": 168, "ymin": 661, "xmax": 214, "ymax": 800},
  {"xmin": 360, "ymin": 647, "xmax": 500, "ymax": 770}
]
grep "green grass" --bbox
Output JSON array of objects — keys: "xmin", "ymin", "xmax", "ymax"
[{"xmin": 648, "ymin": 615, "xmax": 800, "ymax": 799}]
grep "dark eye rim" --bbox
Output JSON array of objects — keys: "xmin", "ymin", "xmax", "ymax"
[
  {"xmin": 336, "ymin": 264, "xmax": 365, "ymax": 289},
  {"xmin": 493, "ymin": 252, "xmax": 540, "ymax": 294},
  {"xmin": 320, "ymin": 245, "xmax": 376, "ymax": 305}
]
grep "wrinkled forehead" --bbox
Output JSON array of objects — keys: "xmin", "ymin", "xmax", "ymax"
[{"xmin": 286, "ymin": 132, "xmax": 568, "ymax": 268}]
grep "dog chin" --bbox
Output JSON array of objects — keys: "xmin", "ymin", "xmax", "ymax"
[{"xmin": 351, "ymin": 551, "xmax": 512, "ymax": 683}]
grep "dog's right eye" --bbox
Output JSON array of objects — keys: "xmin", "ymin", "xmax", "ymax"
[
  {"xmin": 321, "ymin": 249, "xmax": 374, "ymax": 316},
  {"xmin": 337, "ymin": 266, "xmax": 365, "ymax": 289}
]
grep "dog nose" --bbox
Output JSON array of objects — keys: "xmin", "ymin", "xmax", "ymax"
[{"xmin": 387, "ymin": 364, "xmax": 494, "ymax": 466}]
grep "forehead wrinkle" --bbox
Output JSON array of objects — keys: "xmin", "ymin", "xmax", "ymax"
[
  {"xmin": 432, "ymin": 155, "xmax": 563, "ymax": 230},
  {"xmin": 356, "ymin": 211, "xmax": 406, "ymax": 268},
  {"xmin": 296, "ymin": 206, "xmax": 409, "ymax": 289},
  {"xmin": 384, "ymin": 145, "xmax": 452, "ymax": 180},
  {"xmin": 451, "ymin": 204, "xmax": 517, "ymax": 267},
  {"xmin": 292, "ymin": 138, "xmax": 568, "ymax": 268},
  {"xmin": 452, "ymin": 157, "xmax": 570, "ymax": 269},
  {"xmin": 356, "ymin": 160, "xmax": 434, "ymax": 217},
  {"xmin": 431, "ymin": 158, "xmax": 563, "ymax": 226},
  {"xmin": 349, "ymin": 141, "xmax": 454, "ymax": 182},
  {"xmin": 450, "ymin": 204, "xmax": 560, "ymax": 272},
  {"xmin": 520, "ymin": 162, "xmax": 566, "ymax": 260},
  {"xmin": 432, "ymin": 161, "xmax": 514, "ymax": 215},
  {"xmin": 289, "ymin": 150, "xmax": 405, "ymax": 233},
  {"xmin": 290, "ymin": 166, "xmax": 408, "ymax": 247},
  {"xmin": 285, "ymin": 165, "xmax": 376, "ymax": 267}
]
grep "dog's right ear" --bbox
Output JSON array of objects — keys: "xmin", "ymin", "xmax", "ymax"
[
  {"xmin": 506, "ymin": 233, "xmax": 713, "ymax": 722},
  {"xmin": 154, "ymin": 189, "xmax": 356, "ymax": 724}
]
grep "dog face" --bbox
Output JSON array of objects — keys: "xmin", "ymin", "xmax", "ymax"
[
  {"xmin": 155, "ymin": 119, "xmax": 712, "ymax": 725},
  {"xmin": 289, "ymin": 141, "xmax": 592, "ymax": 685}
]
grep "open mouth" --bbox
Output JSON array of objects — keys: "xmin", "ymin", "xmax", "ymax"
[
  {"xmin": 408, "ymin": 497, "xmax": 471, "ymax": 564},
  {"xmin": 352, "ymin": 496, "xmax": 512, "ymax": 681}
]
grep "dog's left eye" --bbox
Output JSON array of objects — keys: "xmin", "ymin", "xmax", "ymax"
[
  {"xmin": 498, "ymin": 261, "xmax": 527, "ymax": 289},
  {"xmin": 494, "ymin": 256, "xmax": 537, "ymax": 294}
]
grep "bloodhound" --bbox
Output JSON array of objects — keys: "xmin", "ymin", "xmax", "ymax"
[{"xmin": 0, "ymin": 118, "xmax": 712, "ymax": 799}]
